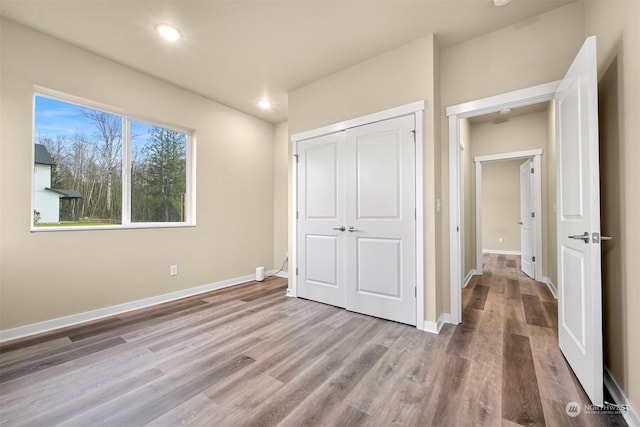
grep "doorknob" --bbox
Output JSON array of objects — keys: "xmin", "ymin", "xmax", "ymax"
[
  {"xmin": 568, "ymin": 232, "xmax": 590, "ymax": 243},
  {"xmin": 347, "ymin": 226, "xmax": 358, "ymax": 232},
  {"xmin": 332, "ymin": 226, "xmax": 346, "ymax": 232}
]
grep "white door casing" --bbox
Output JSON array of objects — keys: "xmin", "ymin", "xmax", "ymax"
[
  {"xmin": 473, "ymin": 150, "xmax": 543, "ymax": 279},
  {"xmin": 345, "ymin": 115, "xmax": 417, "ymax": 325},
  {"xmin": 520, "ymin": 158, "xmax": 535, "ymax": 278},
  {"xmin": 555, "ymin": 36, "xmax": 603, "ymax": 406},
  {"xmin": 295, "ymin": 114, "xmax": 417, "ymax": 326},
  {"xmin": 297, "ymin": 132, "xmax": 347, "ymax": 308},
  {"xmin": 447, "ymin": 81, "xmax": 559, "ymax": 325}
]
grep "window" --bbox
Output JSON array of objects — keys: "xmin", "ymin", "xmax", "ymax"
[{"xmin": 33, "ymin": 93, "xmax": 193, "ymax": 229}]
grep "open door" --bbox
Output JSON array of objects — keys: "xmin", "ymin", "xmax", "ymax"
[
  {"xmin": 519, "ymin": 158, "xmax": 535, "ymax": 279},
  {"xmin": 556, "ymin": 36, "xmax": 603, "ymax": 406}
]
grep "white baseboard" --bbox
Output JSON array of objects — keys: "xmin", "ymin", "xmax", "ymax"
[
  {"xmin": 423, "ymin": 313, "xmax": 451, "ymax": 334},
  {"xmin": 541, "ymin": 276, "xmax": 558, "ymax": 299},
  {"xmin": 482, "ymin": 249, "xmax": 522, "ymax": 255},
  {"xmin": 285, "ymin": 288, "xmax": 295, "ymax": 297},
  {"xmin": 604, "ymin": 367, "xmax": 640, "ymax": 427},
  {"xmin": 463, "ymin": 270, "xmax": 481, "ymax": 288},
  {"xmin": 275, "ymin": 271, "xmax": 288, "ymax": 279},
  {"xmin": 0, "ymin": 272, "xmax": 262, "ymax": 343}
]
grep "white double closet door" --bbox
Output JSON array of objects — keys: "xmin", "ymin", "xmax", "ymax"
[{"xmin": 297, "ymin": 115, "xmax": 416, "ymax": 325}]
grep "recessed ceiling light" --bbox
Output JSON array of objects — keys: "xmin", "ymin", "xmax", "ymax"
[
  {"xmin": 493, "ymin": 0, "xmax": 512, "ymax": 5},
  {"xmin": 259, "ymin": 100, "xmax": 271, "ymax": 109},
  {"xmin": 156, "ymin": 24, "xmax": 181, "ymax": 42}
]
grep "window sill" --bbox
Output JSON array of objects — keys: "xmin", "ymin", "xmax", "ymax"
[{"xmin": 31, "ymin": 223, "xmax": 196, "ymax": 232}]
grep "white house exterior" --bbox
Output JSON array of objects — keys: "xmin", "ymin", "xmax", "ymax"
[{"xmin": 33, "ymin": 144, "xmax": 59, "ymax": 223}]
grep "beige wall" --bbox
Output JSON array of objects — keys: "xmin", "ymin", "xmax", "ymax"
[
  {"xmin": 273, "ymin": 122, "xmax": 289, "ymax": 271},
  {"xmin": 585, "ymin": 0, "xmax": 640, "ymax": 411},
  {"xmin": 481, "ymin": 161, "xmax": 521, "ymax": 252},
  {"xmin": 0, "ymin": 19, "xmax": 275, "ymax": 330},
  {"xmin": 439, "ymin": 1, "xmax": 585, "ymax": 316},
  {"xmin": 289, "ymin": 34, "xmax": 441, "ymax": 322}
]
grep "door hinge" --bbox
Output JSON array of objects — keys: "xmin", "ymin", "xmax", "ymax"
[
  {"xmin": 296, "ymin": 268, "xmax": 299, "ymax": 276},
  {"xmin": 415, "ymin": 286, "xmax": 417, "ymax": 297},
  {"xmin": 296, "ymin": 211, "xmax": 299, "ymax": 219},
  {"xmin": 293, "ymin": 154, "xmax": 299, "ymax": 163},
  {"xmin": 531, "ymin": 167, "xmax": 534, "ymax": 174},
  {"xmin": 532, "ymin": 256, "xmax": 536, "ymax": 262},
  {"xmin": 531, "ymin": 212, "xmax": 535, "ymax": 218},
  {"xmin": 415, "ymin": 208, "xmax": 417, "ymax": 219}
]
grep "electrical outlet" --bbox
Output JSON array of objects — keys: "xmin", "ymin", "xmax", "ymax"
[{"xmin": 170, "ymin": 265, "xmax": 178, "ymax": 276}]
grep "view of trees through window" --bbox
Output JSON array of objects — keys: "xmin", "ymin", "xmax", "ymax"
[{"xmin": 34, "ymin": 95, "xmax": 189, "ymax": 227}]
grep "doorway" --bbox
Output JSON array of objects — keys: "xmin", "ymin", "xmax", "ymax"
[
  {"xmin": 446, "ymin": 81, "xmax": 559, "ymax": 324},
  {"xmin": 473, "ymin": 150, "xmax": 543, "ymax": 282}
]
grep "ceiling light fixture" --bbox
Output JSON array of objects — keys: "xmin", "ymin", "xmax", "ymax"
[
  {"xmin": 156, "ymin": 24, "xmax": 182, "ymax": 42},
  {"xmin": 259, "ymin": 100, "xmax": 271, "ymax": 109},
  {"xmin": 493, "ymin": 0, "xmax": 512, "ymax": 6}
]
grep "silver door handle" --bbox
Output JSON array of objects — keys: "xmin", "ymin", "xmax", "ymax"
[
  {"xmin": 347, "ymin": 226, "xmax": 358, "ymax": 232},
  {"xmin": 332, "ymin": 226, "xmax": 346, "ymax": 232},
  {"xmin": 568, "ymin": 232, "xmax": 590, "ymax": 243},
  {"xmin": 592, "ymin": 232, "xmax": 613, "ymax": 243}
]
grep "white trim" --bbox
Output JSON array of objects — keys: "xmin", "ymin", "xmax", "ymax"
[
  {"xmin": 464, "ymin": 270, "xmax": 479, "ymax": 288},
  {"xmin": 423, "ymin": 313, "xmax": 451, "ymax": 334},
  {"xmin": 448, "ymin": 82, "xmax": 558, "ymax": 325},
  {"xmin": 275, "ymin": 271, "xmax": 289, "ymax": 279},
  {"xmin": 475, "ymin": 162, "xmax": 483, "ymax": 272},
  {"xmin": 542, "ymin": 276, "xmax": 558, "ymax": 299},
  {"xmin": 0, "ymin": 273, "xmax": 260, "ymax": 343},
  {"xmin": 415, "ymin": 111, "xmax": 425, "ymax": 330},
  {"xmin": 532, "ymin": 154, "xmax": 543, "ymax": 280},
  {"xmin": 291, "ymin": 102, "xmax": 425, "ymax": 330},
  {"xmin": 474, "ymin": 149, "xmax": 543, "ymax": 163},
  {"xmin": 291, "ymin": 101, "xmax": 425, "ymax": 143},
  {"xmin": 604, "ymin": 367, "xmax": 640, "ymax": 427},
  {"xmin": 446, "ymin": 81, "xmax": 560, "ymax": 118},
  {"xmin": 448, "ymin": 115, "xmax": 462, "ymax": 324},
  {"xmin": 482, "ymin": 249, "xmax": 522, "ymax": 255}
]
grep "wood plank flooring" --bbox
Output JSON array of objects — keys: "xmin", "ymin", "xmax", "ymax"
[{"xmin": 0, "ymin": 255, "xmax": 627, "ymax": 426}]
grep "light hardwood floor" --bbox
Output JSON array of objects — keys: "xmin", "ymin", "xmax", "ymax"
[{"xmin": 0, "ymin": 254, "xmax": 627, "ymax": 426}]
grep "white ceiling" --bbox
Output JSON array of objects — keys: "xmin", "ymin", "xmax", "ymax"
[{"xmin": 0, "ymin": 0, "xmax": 574, "ymax": 124}]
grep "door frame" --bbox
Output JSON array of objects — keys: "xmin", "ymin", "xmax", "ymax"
[
  {"xmin": 473, "ymin": 150, "xmax": 543, "ymax": 280},
  {"xmin": 290, "ymin": 100, "xmax": 425, "ymax": 329},
  {"xmin": 447, "ymin": 82, "xmax": 559, "ymax": 324}
]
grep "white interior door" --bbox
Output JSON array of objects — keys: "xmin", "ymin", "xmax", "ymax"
[
  {"xmin": 297, "ymin": 132, "xmax": 347, "ymax": 308},
  {"xmin": 556, "ymin": 36, "xmax": 603, "ymax": 406},
  {"xmin": 345, "ymin": 116, "xmax": 416, "ymax": 325},
  {"xmin": 519, "ymin": 159, "xmax": 535, "ymax": 279}
]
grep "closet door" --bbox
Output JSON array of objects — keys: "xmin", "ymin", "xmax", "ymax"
[
  {"xmin": 297, "ymin": 132, "xmax": 347, "ymax": 308},
  {"xmin": 345, "ymin": 115, "xmax": 416, "ymax": 325}
]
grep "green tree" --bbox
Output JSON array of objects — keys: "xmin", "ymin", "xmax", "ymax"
[{"xmin": 136, "ymin": 127, "xmax": 186, "ymax": 222}]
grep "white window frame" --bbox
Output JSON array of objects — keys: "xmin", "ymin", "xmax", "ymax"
[{"xmin": 31, "ymin": 88, "xmax": 196, "ymax": 232}]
